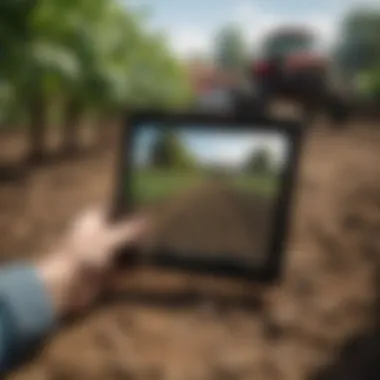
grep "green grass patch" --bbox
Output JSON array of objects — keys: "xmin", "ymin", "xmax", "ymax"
[
  {"xmin": 131, "ymin": 170, "xmax": 280, "ymax": 205},
  {"xmin": 230, "ymin": 175, "xmax": 279, "ymax": 196}
]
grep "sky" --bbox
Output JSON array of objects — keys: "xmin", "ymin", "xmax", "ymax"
[
  {"xmin": 123, "ymin": 0, "xmax": 380, "ymax": 58},
  {"xmin": 133, "ymin": 124, "xmax": 288, "ymax": 169}
]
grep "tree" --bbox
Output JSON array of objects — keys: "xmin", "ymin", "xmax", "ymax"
[
  {"xmin": 336, "ymin": 8, "xmax": 380, "ymax": 77},
  {"xmin": 0, "ymin": 0, "xmax": 194, "ymax": 164},
  {"xmin": 334, "ymin": 8, "xmax": 380, "ymax": 105},
  {"xmin": 214, "ymin": 25, "xmax": 248, "ymax": 73},
  {"xmin": 0, "ymin": 0, "xmax": 35, "ymax": 130},
  {"xmin": 150, "ymin": 128, "xmax": 197, "ymax": 170},
  {"xmin": 245, "ymin": 147, "xmax": 273, "ymax": 175}
]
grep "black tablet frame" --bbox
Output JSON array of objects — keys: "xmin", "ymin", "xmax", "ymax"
[{"xmin": 111, "ymin": 110, "xmax": 305, "ymax": 284}]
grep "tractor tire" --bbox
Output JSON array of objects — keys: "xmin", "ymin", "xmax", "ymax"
[
  {"xmin": 325, "ymin": 94, "xmax": 351, "ymax": 128},
  {"xmin": 301, "ymin": 102, "xmax": 320, "ymax": 126}
]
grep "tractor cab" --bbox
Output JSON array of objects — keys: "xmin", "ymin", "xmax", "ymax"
[
  {"xmin": 250, "ymin": 26, "xmax": 329, "ymax": 103},
  {"xmin": 261, "ymin": 27, "xmax": 317, "ymax": 58},
  {"xmin": 233, "ymin": 26, "xmax": 350, "ymax": 125},
  {"xmin": 254, "ymin": 27, "xmax": 326, "ymax": 77}
]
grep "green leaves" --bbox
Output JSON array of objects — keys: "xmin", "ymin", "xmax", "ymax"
[
  {"xmin": 245, "ymin": 147, "xmax": 274, "ymax": 175},
  {"xmin": 30, "ymin": 41, "xmax": 80, "ymax": 80},
  {"xmin": 0, "ymin": 0, "xmax": 193, "ymax": 128},
  {"xmin": 337, "ymin": 8, "xmax": 380, "ymax": 75},
  {"xmin": 214, "ymin": 25, "xmax": 248, "ymax": 72},
  {"xmin": 150, "ymin": 128, "xmax": 198, "ymax": 171}
]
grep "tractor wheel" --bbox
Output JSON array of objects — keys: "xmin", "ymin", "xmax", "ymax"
[
  {"xmin": 325, "ymin": 94, "xmax": 351, "ymax": 128},
  {"xmin": 300, "ymin": 99, "xmax": 320, "ymax": 125}
]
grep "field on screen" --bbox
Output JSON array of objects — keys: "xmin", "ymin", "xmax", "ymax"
[{"xmin": 129, "ymin": 124, "xmax": 288, "ymax": 262}]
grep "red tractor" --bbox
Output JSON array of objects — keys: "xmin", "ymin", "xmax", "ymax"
[{"xmin": 234, "ymin": 26, "xmax": 351, "ymax": 124}]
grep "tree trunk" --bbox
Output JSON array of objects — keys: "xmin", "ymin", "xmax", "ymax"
[
  {"xmin": 27, "ymin": 94, "xmax": 47, "ymax": 165},
  {"xmin": 96, "ymin": 111, "xmax": 115, "ymax": 150},
  {"xmin": 62, "ymin": 99, "xmax": 82, "ymax": 156}
]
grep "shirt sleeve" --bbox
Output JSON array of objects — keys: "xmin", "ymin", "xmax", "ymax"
[{"xmin": 0, "ymin": 263, "xmax": 57, "ymax": 372}]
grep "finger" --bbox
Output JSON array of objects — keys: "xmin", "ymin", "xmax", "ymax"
[
  {"xmin": 95, "ymin": 216, "xmax": 150, "ymax": 270},
  {"xmin": 109, "ymin": 214, "xmax": 152, "ymax": 249},
  {"xmin": 69, "ymin": 207, "xmax": 105, "ymax": 237}
]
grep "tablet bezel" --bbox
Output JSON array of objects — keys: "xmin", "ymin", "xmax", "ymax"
[{"xmin": 111, "ymin": 110, "xmax": 304, "ymax": 283}]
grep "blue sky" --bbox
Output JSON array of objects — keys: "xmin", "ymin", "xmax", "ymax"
[
  {"xmin": 133, "ymin": 124, "xmax": 287, "ymax": 169},
  {"xmin": 123, "ymin": 0, "xmax": 380, "ymax": 58}
]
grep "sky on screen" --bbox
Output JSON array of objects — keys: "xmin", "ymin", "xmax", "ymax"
[{"xmin": 133, "ymin": 123, "xmax": 287, "ymax": 169}]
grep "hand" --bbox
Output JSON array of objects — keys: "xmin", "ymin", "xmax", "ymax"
[{"xmin": 37, "ymin": 209, "xmax": 149, "ymax": 317}]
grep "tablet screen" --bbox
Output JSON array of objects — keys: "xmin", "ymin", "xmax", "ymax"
[{"xmin": 122, "ymin": 120, "xmax": 292, "ymax": 271}]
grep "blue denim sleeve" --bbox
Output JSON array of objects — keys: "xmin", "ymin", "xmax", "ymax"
[{"xmin": 0, "ymin": 263, "xmax": 56, "ymax": 372}]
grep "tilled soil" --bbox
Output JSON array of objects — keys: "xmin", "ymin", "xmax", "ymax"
[
  {"xmin": 139, "ymin": 181, "xmax": 274, "ymax": 264},
  {"xmin": 3, "ymin": 121, "xmax": 380, "ymax": 380}
]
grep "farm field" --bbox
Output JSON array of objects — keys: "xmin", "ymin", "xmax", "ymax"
[
  {"xmin": 2, "ymin": 0, "xmax": 380, "ymax": 379},
  {"xmin": 133, "ymin": 177, "xmax": 275, "ymax": 263},
  {"xmin": 3, "ymin": 121, "xmax": 380, "ymax": 380}
]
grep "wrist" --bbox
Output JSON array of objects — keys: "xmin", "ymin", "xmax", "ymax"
[{"xmin": 36, "ymin": 254, "xmax": 78, "ymax": 317}]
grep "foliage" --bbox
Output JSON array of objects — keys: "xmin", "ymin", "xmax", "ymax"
[
  {"xmin": 245, "ymin": 148, "xmax": 274, "ymax": 175},
  {"xmin": 150, "ymin": 128, "xmax": 198, "ymax": 170},
  {"xmin": 214, "ymin": 25, "xmax": 248, "ymax": 73},
  {"xmin": 334, "ymin": 7, "xmax": 380, "ymax": 102},
  {"xmin": 0, "ymin": 0, "xmax": 193, "ymax": 131},
  {"xmin": 357, "ymin": 67, "xmax": 380, "ymax": 99},
  {"xmin": 336, "ymin": 8, "xmax": 380, "ymax": 76}
]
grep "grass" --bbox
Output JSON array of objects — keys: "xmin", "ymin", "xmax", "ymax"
[
  {"xmin": 231, "ymin": 175, "xmax": 279, "ymax": 195},
  {"xmin": 131, "ymin": 169, "xmax": 280, "ymax": 205}
]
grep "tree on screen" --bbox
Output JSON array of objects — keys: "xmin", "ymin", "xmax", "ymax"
[
  {"xmin": 245, "ymin": 147, "xmax": 274, "ymax": 175},
  {"xmin": 150, "ymin": 128, "xmax": 197, "ymax": 170}
]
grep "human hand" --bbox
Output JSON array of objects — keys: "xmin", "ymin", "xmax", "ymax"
[{"xmin": 37, "ymin": 209, "xmax": 149, "ymax": 317}]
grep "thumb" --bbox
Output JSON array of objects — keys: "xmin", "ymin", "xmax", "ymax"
[{"xmin": 108, "ymin": 215, "xmax": 151, "ymax": 249}]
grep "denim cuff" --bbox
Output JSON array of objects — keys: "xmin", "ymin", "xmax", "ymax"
[{"xmin": 0, "ymin": 263, "xmax": 56, "ymax": 364}]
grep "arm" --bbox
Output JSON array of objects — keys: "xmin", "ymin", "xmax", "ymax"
[
  {"xmin": 0, "ymin": 210, "xmax": 147, "ymax": 374},
  {"xmin": 0, "ymin": 264, "xmax": 56, "ymax": 372}
]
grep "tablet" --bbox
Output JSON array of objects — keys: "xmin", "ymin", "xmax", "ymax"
[{"xmin": 112, "ymin": 111, "xmax": 304, "ymax": 283}]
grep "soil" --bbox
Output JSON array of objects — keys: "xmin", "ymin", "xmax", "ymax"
[
  {"xmin": 138, "ymin": 180, "xmax": 274, "ymax": 265},
  {"xmin": 3, "ymin": 120, "xmax": 380, "ymax": 380}
]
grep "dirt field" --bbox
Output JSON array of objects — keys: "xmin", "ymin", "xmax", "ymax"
[
  {"xmin": 3, "ymin": 120, "xmax": 380, "ymax": 380},
  {"xmin": 137, "ymin": 181, "xmax": 274, "ymax": 265}
]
